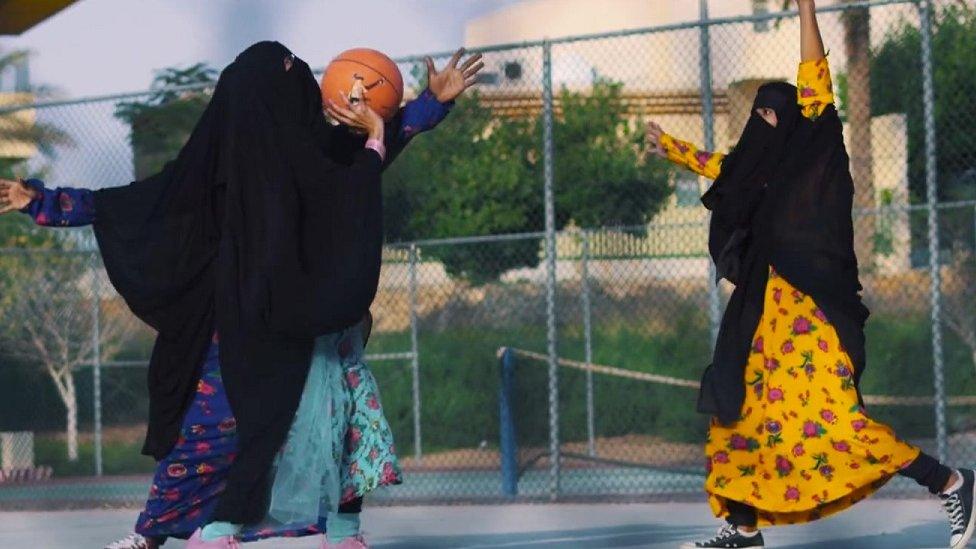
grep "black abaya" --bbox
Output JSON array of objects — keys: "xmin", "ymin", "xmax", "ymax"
[{"xmin": 94, "ymin": 42, "xmax": 390, "ymax": 523}]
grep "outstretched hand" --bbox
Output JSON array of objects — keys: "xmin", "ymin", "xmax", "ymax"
[
  {"xmin": 426, "ymin": 48, "xmax": 485, "ymax": 103},
  {"xmin": 0, "ymin": 178, "xmax": 36, "ymax": 214},
  {"xmin": 645, "ymin": 121, "xmax": 667, "ymax": 159}
]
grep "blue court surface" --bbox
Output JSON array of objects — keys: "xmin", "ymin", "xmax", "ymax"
[{"xmin": 0, "ymin": 499, "xmax": 957, "ymax": 548}]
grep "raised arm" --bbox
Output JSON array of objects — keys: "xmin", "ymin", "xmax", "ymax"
[
  {"xmin": 646, "ymin": 121, "xmax": 724, "ymax": 181},
  {"xmin": 0, "ymin": 178, "xmax": 95, "ymax": 227},
  {"xmin": 322, "ymin": 48, "xmax": 483, "ymax": 169},
  {"xmin": 798, "ymin": 0, "xmax": 825, "ymax": 62},
  {"xmin": 796, "ymin": 0, "xmax": 833, "ymax": 119}
]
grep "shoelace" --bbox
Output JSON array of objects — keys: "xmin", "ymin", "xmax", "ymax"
[
  {"xmin": 104, "ymin": 534, "xmax": 147, "ymax": 549},
  {"xmin": 944, "ymin": 491, "xmax": 967, "ymax": 533},
  {"xmin": 701, "ymin": 523, "xmax": 739, "ymax": 545}
]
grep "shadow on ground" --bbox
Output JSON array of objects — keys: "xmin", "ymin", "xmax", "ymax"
[{"xmin": 377, "ymin": 521, "xmax": 946, "ymax": 548}]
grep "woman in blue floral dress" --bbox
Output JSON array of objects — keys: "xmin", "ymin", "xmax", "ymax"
[{"xmin": 0, "ymin": 44, "xmax": 483, "ymax": 549}]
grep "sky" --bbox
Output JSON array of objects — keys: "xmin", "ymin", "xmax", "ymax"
[
  {"xmin": 1, "ymin": 0, "xmax": 521, "ymax": 98},
  {"xmin": 0, "ymin": 0, "xmax": 522, "ymax": 187}
]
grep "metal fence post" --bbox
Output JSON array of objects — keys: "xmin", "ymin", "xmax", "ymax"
[
  {"xmin": 408, "ymin": 243, "xmax": 422, "ymax": 462},
  {"xmin": 91, "ymin": 251, "xmax": 103, "ymax": 477},
  {"xmin": 499, "ymin": 348, "xmax": 518, "ymax": 497},
  {"xmin": 580, "ymin": 231, "xmax": 596, "ymax": 457},
  {"xmin": 541, "ymin": 39, "xmax": 561, "ymax": 500},
  {"xmin": 699, "ymin": 0, "xmax": 721, "ymax": 344},
  {"xmin": 919, "ymin": 0, "xmax": 947, "ymax": 462}
]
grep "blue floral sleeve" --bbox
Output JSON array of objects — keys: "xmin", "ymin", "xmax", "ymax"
[
  {"xmin": 19, "ymin": 179, "xmax": 96, "ymax": 227},
  {"xmin": 398, "ymin": 88, "xmax": 453, "ymax": 141}
]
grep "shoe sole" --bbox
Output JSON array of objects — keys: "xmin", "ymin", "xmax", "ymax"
[
  {"xmin": 953, "ymin": 476, "xmax": 976, "ymax": 549},
  {"xmin": 678, "ymin": 542, "xmax": 764, "ymax": 548}
]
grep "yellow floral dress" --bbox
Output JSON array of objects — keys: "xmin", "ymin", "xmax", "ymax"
[{"xmin": 660, "ymin": 58, "xmax": 920, "ymax": 526}]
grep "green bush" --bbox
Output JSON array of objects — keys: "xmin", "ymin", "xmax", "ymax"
[{"xmin": 6, "ymin": 306, "xmax": 971, "ymax": 476}]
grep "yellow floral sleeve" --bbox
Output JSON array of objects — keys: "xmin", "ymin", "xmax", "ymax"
[
  {"xmin": 660, "ymin": 133, "xmax": 725, "ymax": 181},
  {"xmin": 797, "ymin": 56, "xmax": 834, "ymax": 119}
]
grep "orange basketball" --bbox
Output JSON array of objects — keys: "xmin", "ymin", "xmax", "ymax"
[{"xmin": 321, "ymin": 48, "xmax": 404, "ymax": 122}]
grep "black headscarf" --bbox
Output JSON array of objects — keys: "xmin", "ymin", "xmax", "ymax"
[
  {"xmin": 93, "ymin": 42, "xmax": 387, "ymax": 523},
  {"xmin": 697, "ymin": 82, "xmax": 870, "ymax": 425}
]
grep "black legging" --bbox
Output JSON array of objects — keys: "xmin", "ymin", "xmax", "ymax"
[{"xmin": 726, "ymin": 452, "xmax": 953, "ymax": 527}]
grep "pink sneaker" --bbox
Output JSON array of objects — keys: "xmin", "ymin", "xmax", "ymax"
[
  {"xmin": 185, "ymin": 529, "xmax": 241, "ymax": 549},
  {"xmin": 320, "ymin": 534, "xmax": 370, "ymax": 549}
]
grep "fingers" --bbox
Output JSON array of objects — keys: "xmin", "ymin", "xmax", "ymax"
[
  {"xmin": 462, "ymin": 61, "xmax": 485, "ymax": 80},
  {"xmin": 424, "ymin": 56, "xmax": 436, "ymax": 77},
  {"xmin": 326, "ymin": 108, "xmax": 357, "ymax": 128},
  {"xmin": 447, "ymin": 47, "xmax": 464, "ymax": 69},
  {"xmin": 326, "ymin": 102, "xmax": 361, "ymax": 127},
  {"xmin": 459, "ymin": 52, "xmax": 483, "ymax": 72}
]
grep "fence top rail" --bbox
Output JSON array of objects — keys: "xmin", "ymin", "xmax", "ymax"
[
  {"xmin": 0, "ymin": 0, "xmax": 917, "ymax": 115},
  {"xmin": 3, "ymin": 197, "xmax": 973, "ymax": 255},
  {"xmin": 499, "ymin": 346, "xmax": 976, "ymax": 407}
]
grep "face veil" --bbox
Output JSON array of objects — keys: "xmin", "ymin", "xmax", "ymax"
[
  {"xmin": 700, "ymin": 81, "xmax": 801, "ymax": 284},
  {"xmin": 697, "ymin": 83, "xmax": 870, "ymax": 427}
]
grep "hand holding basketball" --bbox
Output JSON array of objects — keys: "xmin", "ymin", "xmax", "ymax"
[
  {"xmin": 325, "ymin": 93, "xmax": 385, "ymax": 141},
  {"xmin": 426, "ymin": 48, "xmax": 484, "ymax": 103},
  {"xmin": 0, "ymin": 178, "xmax": 36, "ymax": 214},
  {"xmin": 321, "ymin": 48, "xmax": 404, "ymax": 122}
]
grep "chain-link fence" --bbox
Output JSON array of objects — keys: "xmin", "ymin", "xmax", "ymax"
[{"xmin": 0, "ymin": 0, "xmax": 974, "ymax": 509}]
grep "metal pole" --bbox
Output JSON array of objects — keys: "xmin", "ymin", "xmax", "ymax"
[
  {"xmin": 499, "ymin": 348, "xmax": 519, "ymax": 497},
  {"xmin": 919, "ymin": 0, "xmax": 947, "ymax": 462},
  {"xmin": 91, "ymin": 252, "xmax": 103, "ymax": 477},
  {"xmin": 581, "ymin": 231, "xmax": 596, "ymax": 457},
  {"xmin": 541, "ymin": 40, "xmax": 561, "ymax": 500},
  {"xmin": 408, "ymin": 243, "xmax": 422, "ymax": 462},
  {"xmin": 699, "ymin": 0, "xmax": 721, "ymax": 344}
]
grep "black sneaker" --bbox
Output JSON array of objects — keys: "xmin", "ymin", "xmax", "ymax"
[
  {"xmin": 942, "ymin": 468, "xmax": 976, "ymax": 549},
  {"xmin": 680, "ymin": 523, "xmax": 765, "ymax": 548}
]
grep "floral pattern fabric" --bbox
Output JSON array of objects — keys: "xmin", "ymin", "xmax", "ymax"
[
  {"xmin": 135, "ymin": 331, "xmax": 402, "ymax": 542},
  {"xmin": 704, "ymin": 269, "xmax": 919, "ymax": 526},
  {"xmin": 659, "ymin": 57, "xmax": 835, "ymax": 178}
]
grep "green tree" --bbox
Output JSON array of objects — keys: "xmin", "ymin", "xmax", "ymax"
[
  {"xmin": 115, "ymin": 63, "xmax": 217, "ymax": 179},
  {"xmin": 384, "ymin": 80, "xmax": 672, "ymax": 282},
  {"xmin": 869, "ymin": 3, "xmax": 976, "ymax": 203}
]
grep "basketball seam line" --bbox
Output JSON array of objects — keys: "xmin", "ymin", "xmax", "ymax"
[{"xmin": 331, "ymin": 58, "xmax": 403, "ymax": 103}]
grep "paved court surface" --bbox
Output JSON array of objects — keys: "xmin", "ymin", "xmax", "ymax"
[{"xmin": 0, "ymin": 499, "xmax": 958, "ymax": 548}]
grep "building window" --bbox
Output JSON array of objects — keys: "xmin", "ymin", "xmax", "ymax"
[
  {"xmin": 752, "ymin": 0, "xmax": 770, "ymax": 33},
  {"xmin": 675, "ymin": 176, "xmax": 701, "ymax": 207},
  {"xmin": 0, "ymin": 60, "xmax": 29, "ymax": 93},
  {"xmin": 503, "ymin": 61, "xmax": 522, "ymax": 81}
]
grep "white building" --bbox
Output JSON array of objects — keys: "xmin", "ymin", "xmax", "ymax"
[{"xmin": 462, "ymin": 0, "xmax": 914, "ymax": 274}]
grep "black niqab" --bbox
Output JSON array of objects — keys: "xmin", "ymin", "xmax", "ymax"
[
  {"xmin": 698, "ymin": 82, "xmax": 870, "ymax": 425},
  {"xmin": 93, "ymin": 42, "xmax": 386, "ymax": 523}
]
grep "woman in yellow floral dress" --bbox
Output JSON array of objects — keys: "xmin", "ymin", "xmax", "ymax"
[{"xmin": 646, "ymin": 2, "xmax": 974, "ymax": 548}]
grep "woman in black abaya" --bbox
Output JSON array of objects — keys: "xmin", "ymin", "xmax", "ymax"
[{"xmin": 1, "ymin": 42, "xmax": 483, "ymax": 549}]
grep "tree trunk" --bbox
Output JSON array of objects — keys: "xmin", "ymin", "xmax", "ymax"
[
  {"xmin": 64, "ymin": 371, "xmax": 78, "ymax": 462},
  {"xmin": 843, "ymin": 1, "xmax": 875, "ymax": 272}
]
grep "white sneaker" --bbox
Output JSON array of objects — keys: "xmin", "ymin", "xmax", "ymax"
[{"xmin": 104, "ymin": 533, "xmax": 151, "ymax": 549}]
